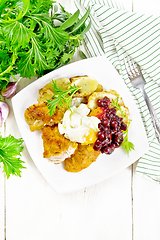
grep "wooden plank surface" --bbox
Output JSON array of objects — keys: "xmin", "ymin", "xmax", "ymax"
[
  {"xmin": 6, "ymin": 168, "xmax": 132, "ymax": 240},
  {"xmin": 0, "ymin": 170, "xmax": 4, "ymax": 240},
  {"xmin": 5, "ymin": 46, "xmax": 133, "ymax": 240},
  {"xmin": 5, "ymin": 99, "xmax": 133, "ymax": 239},
  {"xmin": 133, "ymin": 174, "xmax": 160, "ymax": 240},
  {"xmin": 130, "ymin": 2, "xmax": 160, "ymax": 240},
  {"xmin": 4, "ymin": 1, "xmax": 133, "ymax": 239},
  {"xmin": 1, "ymin": 0, "xmax": 160, "ymax": 240},
  {"xmin": 0, "ymin": 124, "xmax": 5, "ymax": 240}
]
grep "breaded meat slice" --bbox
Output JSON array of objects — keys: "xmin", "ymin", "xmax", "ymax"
[
  {"xmin": 64, "ymin": 144, "xmax": 101, "ymax": 172},
  {"xmin": 24, "ymin": 102, "xmax": 67, "ymax": 132},
  {"xmin": 42, "ymin": 125, "xmax": 78, "ymax": 164}
]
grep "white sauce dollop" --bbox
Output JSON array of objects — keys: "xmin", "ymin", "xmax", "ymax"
[{"xmin": 58, "ymin": 103, "xmax": 100, "ymax": 143}]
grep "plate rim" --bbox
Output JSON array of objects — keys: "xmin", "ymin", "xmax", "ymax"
[{"xmin": 12, "ymin": 56, "xmax": 149, "ymax": 193}]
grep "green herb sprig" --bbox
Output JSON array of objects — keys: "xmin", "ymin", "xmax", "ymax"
[
  {"xmin": 111, "ymin": 97, "xmax": 135, "ymax": 155},
  {"xmin": 47, "ymin": 81, "xmax": 81, "ymax": 116},
  {"xmin": 121, "ymin": 120, "xmax": 135, "ymax": 156},
  {"xmin": 0, "ymin": 0, "xmax": 90, "ymax": 91},
  {"xmin": 111, "ymin": 97, "xmax": 126, "ymax": 118},
  {"xmin": 0, "ymin": 135, "xmax": 25, "ymax": 178}
]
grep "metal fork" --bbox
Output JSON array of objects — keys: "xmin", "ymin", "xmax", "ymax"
[{"xmin": 124, "ymin": 56, "xmax": 160, "ymax": 143}]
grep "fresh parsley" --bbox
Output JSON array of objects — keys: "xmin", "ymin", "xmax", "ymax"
[
  {"xmin": 0, "ymin": 0, "xmax": 90, "ymax": 91},
  {"xmin": 111, "ymin": 97, "xmax": 126, "ymax": 118},
  {"xmin": 111, "ymin": 97, "xmax": 135, "ymax": 155},
  {"xmin": 47, "ymin": 81, "xmax": 80, "ymax": 116},
  {"xmin": 0, "ymin": 135, "xmax": 25, "ymax": 178},
  {"xmin": 121, "ymin": 120, "xmax": 135, "ymax": 156}
]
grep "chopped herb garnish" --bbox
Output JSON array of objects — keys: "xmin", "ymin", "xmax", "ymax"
[
  {"xmin": 111, "ymin": 97, "xmax": 135, "ymax": 155},
  {"xmin": 47, "ymin": 81, "xmax": 81, "ymax": 116},
  {"xmin": 121, "ymin": 120, "xmax": 135, "ymax": 156},
  {"xmin": 112, "ymin": 97, "xmax": 126, "ymax": 118}
]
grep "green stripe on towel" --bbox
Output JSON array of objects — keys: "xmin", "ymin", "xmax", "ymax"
[{"xmin": 75, "ymin": 0, "xmax": 160, "ymax": 183}]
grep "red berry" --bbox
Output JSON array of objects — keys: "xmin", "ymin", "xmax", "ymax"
[
  {"xmin": 103, "ymin": 97, "xmax": 110, "ymax": 106},
  {"xmin": 102, "ymin": 119, "xmax": 110, "ymax": 128},
  {"xmin": 94, "ymin": 98, "xmax": 126, "ymax": 154},
  {"xmin": 101, "ymin": 145, "xmax": 114, "ymax": 155},
  {"xmin": 93, "ymin": 145, "xmax": 101, "ymax": 151},
  {"xmin": 120, "ymin": 122, "xmax": 127, "ymax": 131},
  {"xmin": 111, "ymin": 120, "xmax": 118, "ymax": 128},
  {"xmin": 110, "ymin": 108, "xmax": 116, "ymax": 114},
  {"xmin": 98, "ymin": 131, "xmax": 106, "ymax": 141},
  {"xmin": 94, "ymin": 139, "xmax": 102, "ymax": 147},
  {"xmin": 97, "ymin": 99, "xmax": 104, "ymax": 107}
]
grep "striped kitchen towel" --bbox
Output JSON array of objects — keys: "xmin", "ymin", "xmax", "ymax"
[{"xmin": 75, "ymin": 0, "xmax": 160, "ymax": 182}]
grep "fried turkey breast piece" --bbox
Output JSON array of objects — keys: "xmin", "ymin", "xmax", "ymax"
[
  {"xmin": 24, "ymin": 102, "xmax": 67, "ymax": 132},
  {"xmin": 64, "ymin": 144, "xmax": 101, "ymax": 172},
  {"xmin": 42, "ymin": 125, "xmax": 78, "ymax": 164}
]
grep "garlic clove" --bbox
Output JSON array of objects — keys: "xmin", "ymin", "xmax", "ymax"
[{"xmin": 0, "ymin": 101, "xmax": 9, "ymax": 127}]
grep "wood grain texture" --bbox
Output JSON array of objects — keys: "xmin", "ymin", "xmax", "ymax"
[
  {"xmin": 0, "ymin": 124, "xmax": 5, "ymax": 240},
  {"xmin": 6, "ymin": 168, "xmax": 132, "ymax": 240},
  {"xmin": 1, "ymin": 0, "xmax": 160, "ymax": 240},
  {"xmin": 0, "ymin": 170, "xmax": 4, "ymax": 240}
]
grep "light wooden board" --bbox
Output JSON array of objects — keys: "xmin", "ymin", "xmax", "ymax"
[
  {"xmin": 0, "ymin": 170, "xmax": 4, "ymax": 240},
  {"xmin": 5, "ymin": 59, "xmax": 133, "ymax": 240},
  {"xmin": 6, "ymin": 166, "xmax": 132, "ymax": 240},
  {"xmin": 4, "ymin": 0, "xmax": 160, "ymax": 240},
  {"xmin": 0, "ymin": 123, "xmax": 5, "ymax": 240}
]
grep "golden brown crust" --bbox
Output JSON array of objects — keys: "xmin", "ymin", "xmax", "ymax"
[
  {"xmin": 42, "ymin": 125, "xmax": 78, "ymax": 158},
  {"xmin": 24, "ymin": 75, "xmax": 130, "ymax": 172},
  {"xmin": 64, "ymin": 144, "xmax": 101, "ymax": 172},
  {"xmin": 24, "ymin": 102, "xmax": 67, "ymax": 132}
]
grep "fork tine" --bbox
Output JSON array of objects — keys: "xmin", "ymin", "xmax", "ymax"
[
  {"xmin": 123, "ymin": 57, "xmax": 132, "ymax": 78},
  {"xmin": 124, "ymin": 55, "xmax": 160, "ymax": 143},
  {"xmin": 123, "ymin": 54, "xmax": 140, "ymax": 78},
  {"xmin": 123, "ymin": 56, "xmax": 131, "ymax": 78},
  {"xmin": 128, "ymin": 56, "xmax": 139, "ymax": 75}
]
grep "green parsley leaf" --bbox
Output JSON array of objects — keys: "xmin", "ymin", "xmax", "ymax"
[
  {"xmin": 111, "ymin": 97, "xmax": 126, "ymax": 118},
  {"xmin": 47, "ymin": 81, "xmax": 81, "ymax": 116},
  {"xmin": 17, "ymin": 49, "xmax": 35, "ymax": 78},
  {"xmin": 2, "ymin": 20, "xmax": 32, "ymax": 48},
  {"xmin": 111, "ymin": 97, "xmax": 135, "ymax": 155},
  {"xmin": 0, "ymin": 135, "xmax": 25, "ymax": 178},
  {"xmin": 121, "ymin": 121, "xmax": 135, "ymax": 156},
  {"xmin": 0, "ymin": 1, "xmax": 90, "ymax": 91},
  {"xmin": 60, "ymin": 52, "xmax": 74, "ymax": 64}
]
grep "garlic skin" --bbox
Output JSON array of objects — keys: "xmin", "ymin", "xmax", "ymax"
[
  {"xmin": 1, "ymin": 82, "xmax": 17, "ymax": 99},
  {"xmin": 0, "ymin": 101, "xmax": 9, "ymax": 127}
]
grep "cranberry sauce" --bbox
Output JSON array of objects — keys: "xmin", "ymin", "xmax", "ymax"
[{"xmin": 93, "ymin": 97, "xmax": 127, "ymax": 155}]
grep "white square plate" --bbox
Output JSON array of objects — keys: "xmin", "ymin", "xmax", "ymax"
[{"xmin": 12, "ymin": 56, "xmax": 149, "ymax": 193}]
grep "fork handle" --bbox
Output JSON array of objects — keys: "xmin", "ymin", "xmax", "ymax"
[{"xmin": 140, "ymin": 87, "xmax": 160, "ymax": 143}]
